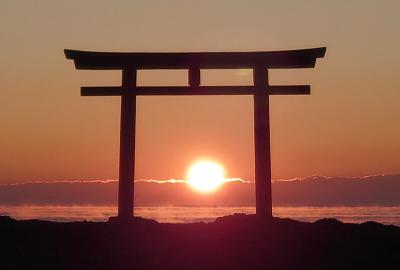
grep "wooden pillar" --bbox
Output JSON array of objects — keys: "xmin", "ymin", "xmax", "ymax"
[
  {"xmin": 253, "ymin": 67, "xmax": 272, "ymax": 219},
  {"xmin": 118, "ymin": 68, "xmax": 136, "ymax": 219}
]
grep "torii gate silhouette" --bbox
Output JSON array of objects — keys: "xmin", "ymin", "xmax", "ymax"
[{"xmin": 65, "ymin": 47, "xmax": 325, "ymax": 221}]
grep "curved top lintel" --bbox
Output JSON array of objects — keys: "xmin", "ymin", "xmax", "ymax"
[{"xmin": 65, "ymin": 47, "xmax": 326, "ymax": 70}]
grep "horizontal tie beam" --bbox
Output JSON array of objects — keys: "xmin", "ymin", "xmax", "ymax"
[
  {"xmin": 269, "ymin": 85, "xmax": 310, "ymax": 95},
  {"xmin": 81, "ymin": 85, "xmax": 310, "ymax": 96}
]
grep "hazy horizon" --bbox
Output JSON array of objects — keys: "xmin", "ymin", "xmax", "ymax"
[{"xmin": 1, "ymin": 173, "xmax": 399, "ymax": 206}]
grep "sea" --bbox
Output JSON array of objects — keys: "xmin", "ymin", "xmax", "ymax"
[{"xmin": 1, "ymin": 205, "xmax": 400, "ymax": 226}]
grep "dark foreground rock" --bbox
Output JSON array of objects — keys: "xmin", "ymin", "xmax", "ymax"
[{"xmin": 1, "ymin": 214, "xmax": 399, "ymax": 270}]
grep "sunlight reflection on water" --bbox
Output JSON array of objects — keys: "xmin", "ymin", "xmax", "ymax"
[{"xmin": 1, "ymin": 205, "xmax": 400, "ymax": 226}]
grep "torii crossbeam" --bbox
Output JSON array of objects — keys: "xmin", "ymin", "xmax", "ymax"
[{"xmin": 65, "ymin": 47, "xmax": 326, "ymax": 220}]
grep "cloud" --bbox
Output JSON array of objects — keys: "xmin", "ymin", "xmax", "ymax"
[
  {"xmin": 0, "ymin": 174, "xmax": 399, "ymax": 206},
  {"xmin": 0, "ymin": 177, "xmax": 248, "ymax": 187}
]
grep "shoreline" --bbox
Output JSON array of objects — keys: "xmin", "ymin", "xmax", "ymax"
[
  {"xmin": 2, "ymin": 205, "xmax": 400, "ymax": 226},
  {"xmin": 1, "ymin": 214, "xmax": 399, "ymax": 269}
]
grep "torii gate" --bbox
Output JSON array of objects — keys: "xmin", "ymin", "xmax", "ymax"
[{"xmin": 65, "ymin": 47, "xmax": 325, "ymax": 220}]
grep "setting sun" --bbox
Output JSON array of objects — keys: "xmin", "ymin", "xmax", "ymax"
[{"xmin": 186, "ymin": 161, "xmax": 226, "ymax": 193}]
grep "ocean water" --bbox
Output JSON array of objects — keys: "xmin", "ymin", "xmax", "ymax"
[{"xmin": 1, "ymin": 205, "xmax": 400, "ymax": 226}]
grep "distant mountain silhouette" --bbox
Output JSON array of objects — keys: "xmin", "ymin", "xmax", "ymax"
[{"xmin": 0, "ymin": 174, "xmax": 399, "ymax": 206}]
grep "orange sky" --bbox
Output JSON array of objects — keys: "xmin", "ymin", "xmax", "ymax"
[{"xmin": 1, "ymin": 1, "xmax": 399, "ymax": 184}]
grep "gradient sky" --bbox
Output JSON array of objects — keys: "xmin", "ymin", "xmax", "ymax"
[{"xmin": 1, "ymin": 1, "xmax": 399, "ymax": 184}]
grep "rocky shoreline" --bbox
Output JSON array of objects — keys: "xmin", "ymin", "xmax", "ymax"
[{"xmin": 1, "ymin": 214, "xmax": 399, "ymax": 269}]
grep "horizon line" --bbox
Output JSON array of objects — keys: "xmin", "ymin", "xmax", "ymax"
[{"xmin": 1, "ymin": 172, "xmax": 399, "ymax": 187}]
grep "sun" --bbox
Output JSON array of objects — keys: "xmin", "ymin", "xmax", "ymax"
[{"xmin": 186, "ymin": 161, "xmax": 226, "ymax": 193}]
